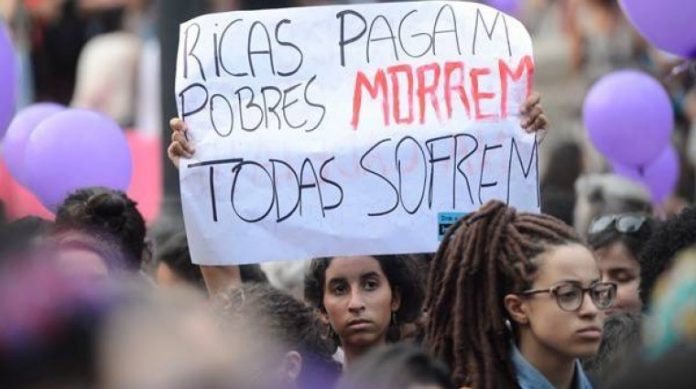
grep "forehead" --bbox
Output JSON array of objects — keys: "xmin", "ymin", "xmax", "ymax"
[
  {"xmin": 534, "ymin": 244, "xmax": 600, "ymax": 285},
  {"xmin": 325, "ymin": 256, "xmax": 384, "ymax": 281},
  {"xmin": 594, "ymin": 241, "xmax": 640, "ymax": 269}
]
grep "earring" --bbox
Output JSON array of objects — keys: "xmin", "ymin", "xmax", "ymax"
[{"xmin": 391, "ymin": 310, "xmax": 398, "ymax": 326}]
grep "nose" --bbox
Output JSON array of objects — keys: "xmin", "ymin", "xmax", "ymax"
[
  {"xmin": 347, "ymin": 288, "xmax": 365, "ymax": 313},
  {"xmin": 578, "ymin": 290, "xmax": 600, "ymax": 318}
]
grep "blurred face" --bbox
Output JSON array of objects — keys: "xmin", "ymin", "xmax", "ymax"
[
  {"xmin": 512, "ymin": 244, "xmax": 607, "ymax": 360},
  {"xmin": 56, "ymin": 248, "xmax": 109, "ymax": 281},
  {"xmin": 594, "ymin": 241, "xmax": 642, "ymax": 314},
  {"xmin": 322, "ymin": 256, "xmax": 400, "ymax": 349}
]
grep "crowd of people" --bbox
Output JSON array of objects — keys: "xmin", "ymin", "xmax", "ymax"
[
  {"xmin": 1, "ymin": 180, "xmax": 695, "ymax": 388},
  {"xmin": 1, "ymin": 0, "xmax": 696, "ymax": 388}
]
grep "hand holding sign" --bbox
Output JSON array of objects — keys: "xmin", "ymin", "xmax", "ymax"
[{"xmin": 168, "ymin": 118, "xmax": 195, "ymax": 168}]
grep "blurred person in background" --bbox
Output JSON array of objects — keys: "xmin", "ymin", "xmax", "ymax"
[
  {"xmin": 155, "ymin": 231, "xmax": 206, "ymax": 290},
  {"xmin": 541, "ymin": 141, "xmax": 585, "ymax": 226},
  {"xmin": 587, "ymin": 213, "xmax": 656, "ymax": 314},
  {"xmin": 53, "ymin": 187, "xmax": 150, "ymax": 275},
  {"xmin": 607, "ymin": 249, "xmax": 696, "ymax": 389},
  {"xmin": 0, "ymin": 216, "xmax": 52, "ymax": 262},
  {"xmin": 638, "ymin": 206, "xmax": 696, "ymax": 307},
  {"xmin": 99, "ymin": 284, "xmax": 242, "ymax": 389},
  {"xmin": 336, "ymin": 343, "xmax": 455, "ymax": 389},
  {"xmin": 574, "ymin": 174, "xmax": 652, "ymax": 237},
  {"xmin": 565, "ymin": 0, "xmax": 646, "ymax": 84},
  {"xmin": 51, "ymin": 229, "xmax": 133, "ymax": 281},
  {"xmin": 582, "ymin": 312, "xmax": 642, "ymax": 387},
  {"xmin": 0, "ymin": 257, "xmax": 239, "ymax": 389},
  {"xmin": 217, "ymin": 283, "xmax": 341, "ymax": 389}
]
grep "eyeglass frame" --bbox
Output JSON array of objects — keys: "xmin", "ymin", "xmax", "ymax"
[
  {"xmin": 518, "ymin": 281, "xmax": 618, "ymax": 312},
  {"xmin": 587, "ymin": 214, "xmax": 648, "ymax": 235}
]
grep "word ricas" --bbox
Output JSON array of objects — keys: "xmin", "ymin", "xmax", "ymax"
[{"xmin": 351, "ymin": 55, "xmax": 533, "ymax": 129}]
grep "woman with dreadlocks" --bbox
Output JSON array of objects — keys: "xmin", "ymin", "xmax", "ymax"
[{"xmin": 424, "ymin": 200, "xmax": 617, "ymax": 389}]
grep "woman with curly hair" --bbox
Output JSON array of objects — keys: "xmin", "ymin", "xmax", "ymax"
[{"xmin": 304, "ymin": 255, "xmax": 425, "ymax": 368}]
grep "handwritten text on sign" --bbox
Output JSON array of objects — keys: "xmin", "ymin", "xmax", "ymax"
[{"xmin": 175, "ymin": 1, "xmax": 539, "ymax": 265}]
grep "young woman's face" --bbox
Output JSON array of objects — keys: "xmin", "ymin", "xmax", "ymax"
[
  {"xmin": 594, "ymin": 241, "xmax": 642, "ymax": 314},
  {"xmin": 322, "ymin": 256, "xmax": 400, "ymax": 349},
  {"xmin": 518, "ymin": 244, "xmax": 606, "ymax": 360}
]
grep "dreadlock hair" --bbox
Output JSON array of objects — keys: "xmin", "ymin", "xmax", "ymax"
[{"xmin": 424, "ymin": 200, "xmax": 583, "ymax": 389}]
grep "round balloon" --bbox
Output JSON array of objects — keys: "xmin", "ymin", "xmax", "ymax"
[
  {"xmin": 613, "ymin": 146, "xmax": 680, "ymax": 204},
  {"xmin": 583, "ymin": 70, "xmax": 673, "ymax": 166},
  {"xmin": 2, "ymin": 103, "xmax": 65, "ymax": 186},
  {"xmin": 23, "ymin": 109, "xmax": 132, "ymax": 212},
  {"xmin": 0, "ymin": 22, "xmax": 16, "ymax": 139},
  {"xmin": 619, "ymin": 0, "xmax": 696, "ymax": 58},
  {"xmin": 485, "ymin": 0, "xmax": 521, "ymax": 15}
]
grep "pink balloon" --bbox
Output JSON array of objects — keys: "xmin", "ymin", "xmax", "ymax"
[
  {"xmin": 23, "ymin": 109, "xmax": 132, "ymax": 212},
  {"xmin": 613, "ymin": 146, "xmax": 680, "ymax": 204}
]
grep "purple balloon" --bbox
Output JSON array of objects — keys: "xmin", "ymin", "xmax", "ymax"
[
  {"xmin": 23, "ymin": 109, "xmax": 132, "ymax": 212},
  {"xmin": 2, "ymin": 103, "xmax": 65, "ymax": 186},
  {"xmin": 613, "ymin": 146, "xmax": 680, "ymax": 204},
  {"xmin": 583, "ymin": 70, "xmax": 673, "ymax": 166},
  {"xmin": 485, "ymin": 0, "xmax": 521, "ymax": 15},
  {"xmin": 619, "ymin": 0, "xmax": 696, "ymax": 58},
  {"xmin": 0, "ymin": 22, "xmax": 16, "ymax": 139}
]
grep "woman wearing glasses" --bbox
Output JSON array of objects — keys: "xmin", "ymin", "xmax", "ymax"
[
  {"xmin": 424, "ymin": 201, "xmax": 616, "ymax": 389},
  {"xmin": 587, "ymin": 213, "xmax": 655, "ymax": 314}
]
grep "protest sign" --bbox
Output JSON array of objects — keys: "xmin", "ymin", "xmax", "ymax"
[{"xmin": 175, "ymin": 1, "xmax": 538, "ymax": 264}]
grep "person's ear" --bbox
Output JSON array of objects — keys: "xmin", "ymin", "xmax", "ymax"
[
  {"xmin": 504, "ymin": 294, "xmax": 530, "ymax": 325},
  {"xmin": 280, "ymin": 350, "xmax": 303, "ymax": 385},
  {"xmin": 391, "ymin": 286, "xmax": 402, "ymax": 312}
]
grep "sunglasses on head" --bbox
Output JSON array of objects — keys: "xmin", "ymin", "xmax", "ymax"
[{"xmin": 588, "ymin": 214, "xmax": 647, "ymax": 235}]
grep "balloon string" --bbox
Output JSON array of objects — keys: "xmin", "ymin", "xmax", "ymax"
[{"xmin": 637, "ymin": 165, "xmax": 645, "ymax": 177}]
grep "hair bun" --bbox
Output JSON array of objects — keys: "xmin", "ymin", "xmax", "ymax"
[{"xmin": 85, "ymin": 192, "xmax": 127, "ymax": 230}]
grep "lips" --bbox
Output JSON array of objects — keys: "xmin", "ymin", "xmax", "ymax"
[
  {"xmin": 346, "ymin": 319, "xmax": 373, "ymax": 331},
  {"xmin": 576, "ymin": 326, "xmax": 602, "ymax": 340}
]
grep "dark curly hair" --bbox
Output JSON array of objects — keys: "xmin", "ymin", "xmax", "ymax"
[
  {"xmin": 54, "ymin": 187, "xmax": 146, "ymax": 271},
  {"xmin": 638, "ymin": 206, "xmax": 696, "ymax": 304},
  {"xmin": 304, "ymin": 255, "xmax": 425, "ymax": 343},
  {"xmin": 217, "ymin": 284, "xmax": 341, "ymax": 388}
]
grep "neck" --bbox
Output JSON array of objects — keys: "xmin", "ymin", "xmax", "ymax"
[
  {"xmin": 518, "ymin": 334, "xmax": 577, "ymax": 389},
  {"xmin": 342, "ymin": 337, "xmax": 386, "ymax": 368}
]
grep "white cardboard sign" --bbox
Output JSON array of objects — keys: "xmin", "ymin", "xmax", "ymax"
[{"xmin": 175, "ymin": 1, "xmax": 538, "ymax": 265}]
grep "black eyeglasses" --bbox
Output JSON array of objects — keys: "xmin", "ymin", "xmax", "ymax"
[
  {"xmin": 588, "ymin": 214, "xmax": 647, "ymax": 235},
  {"xmin": 519, "ymin": 282, "xmax": 617, "ymax": 312}
]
